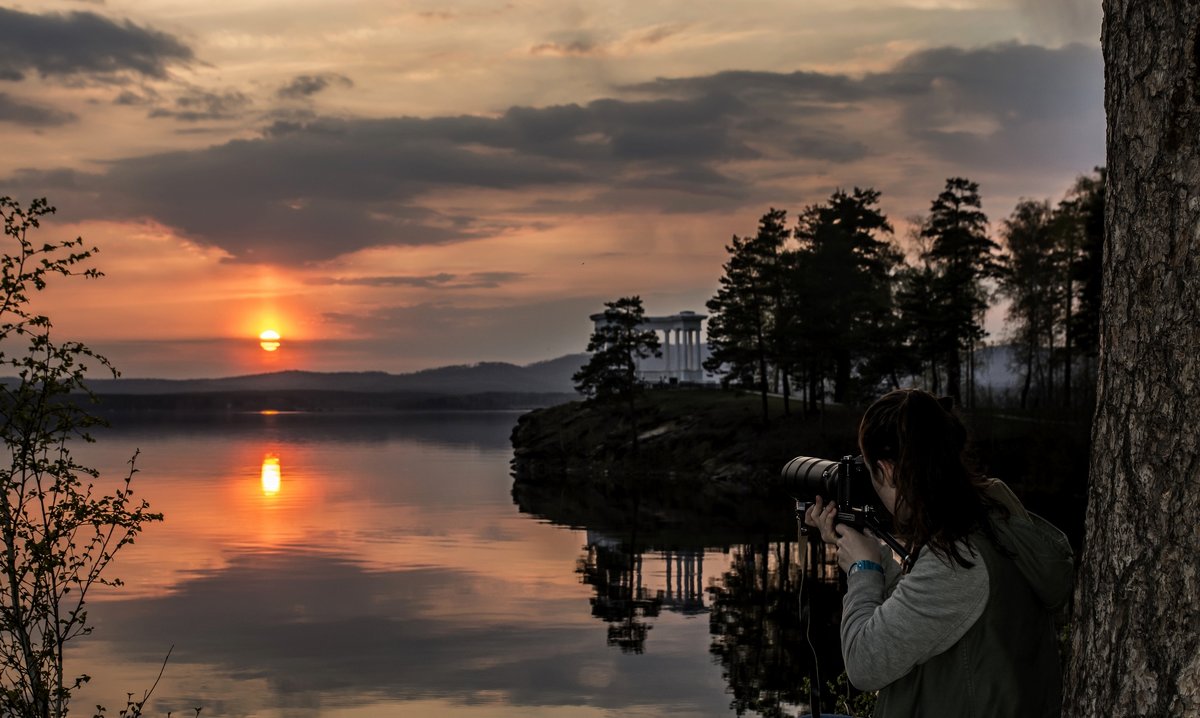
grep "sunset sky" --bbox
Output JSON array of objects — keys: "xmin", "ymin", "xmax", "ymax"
[{"xmin": 2, "ymin": 0, "xmax": 1103, "ymax": 379}]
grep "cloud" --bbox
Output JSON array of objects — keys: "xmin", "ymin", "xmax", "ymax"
[
  {"xmin": 529, "ymin": 23, "xmax": 687, "ymax": 58},
  {"xmin": 530, "ymin": 38, "xmax": 599, "ymax": 57},
  {"xmin": 633, "ymin": 41, "xmax": 1103, "ymax": 173},
  {"xmin": 1011, "ymin": 0, "xmax": 1101, "ymax": 44},
  {"xmin": 319, "ymin": 297, "xmax": 600, "ymax": 363},
  {"xmin": 113, "ymin": 89, "xmax": 153, "ymax": 106},
  {"xmin": 636, "ymin": 24, "xmax": 684, "ymax": 46},
  {"xmin": 312, "ymin": 272, "xmax": 527, "ymax": 289},
  {"xmin": 0, "ymin": 7, "xmax": 192, "ymax": 82},
  {"xmin": 5, "ymin": 99, "xmax": 744, "ymax": 262},
  {"xmin": 0, "ymin": 92, "xmax": 77, "ymax": 126},
  {"xmin": 5, "ymin": 42, "xmax": 1102, "ymax": 264},
  {"xmin": 276, "ymin": 73, "xmax": 354, "ymax": 100},
  {"xmin": 885, "ymin": 42, "xmax": 1103, "ymax": 171},
  {"xmin": 148, "ymin": 87, "xmax": 252, "ymax": 122},
  {"xmin": 623, "ymin": 68, "xmax": 864, "ymax": 104}
]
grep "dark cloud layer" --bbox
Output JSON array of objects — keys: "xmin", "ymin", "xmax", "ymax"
[
  {"xmin": 312, "ymin": 271, "xmax": 527, "ymax": 289},
  {"xmin": 276, "ymin": 73, "xmax": 354, "ymax": 100},
  {"xmin": 888, "ymin": 43, "xmax": 1103, "ymax": 169},
  {"xmin": 0, "ymin": 92, "xmax": 76, "ymax": 126},
  {"xmin": 0, "ymin": 7, "xmax": 192, "ymax": 81},
  {"xmin": 148, "ymin": 87, "xmax": 252, "ymax": 122},
  {"xmin": 317, "ymin": 296, "xmax": 600, "ymax": 364},
  {"xmin": 6, "ymin": 42, "xmax": 1101, "ymax": 265},
  {"xmin": 624, "ymin": 68, "xmax": 865, "ymax": 103}
]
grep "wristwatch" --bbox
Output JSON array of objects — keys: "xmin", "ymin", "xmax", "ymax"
[{"xmin": 848, "ymin": 559, "xmax": 884, "ymax": 576}]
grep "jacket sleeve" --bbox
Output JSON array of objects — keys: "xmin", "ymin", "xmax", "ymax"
[{"xmin": 840, "ymin": 542, "xmax": 989, "ymax": 691}]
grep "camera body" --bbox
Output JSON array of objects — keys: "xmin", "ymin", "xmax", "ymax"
[{"xmin": 780, "ymin": 454, "xmax": 886, "ymax": 532}]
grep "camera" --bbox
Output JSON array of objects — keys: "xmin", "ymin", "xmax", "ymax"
[
  {"xmin": 781, "ymin": 455, "xmax": 876, "ymax": 519},
  {"xmin": 782, "ymin": 454, "xmax": 903, "ymax": 558}
]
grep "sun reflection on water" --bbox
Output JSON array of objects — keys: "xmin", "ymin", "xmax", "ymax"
[{"xmin": 261, "ymin": 453, "xmax": 282, "ymax": 495}]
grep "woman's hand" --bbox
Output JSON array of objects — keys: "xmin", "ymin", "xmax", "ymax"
[
  {"xmin": 834, "ymin": 523, "xmax": 882, "ymax": 573},
  {"xmin": 803, "ymin": 496, "xmax": 840, "ymax": 545}
]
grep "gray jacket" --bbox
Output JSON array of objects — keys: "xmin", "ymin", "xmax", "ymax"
[{"xmin": 841, "ymin": 480, "xmax": 1074, "ymax": 717}]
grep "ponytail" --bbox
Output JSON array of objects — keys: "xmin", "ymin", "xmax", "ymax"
[{"xmin": 858, "ymin": 389, "xmax": 991, "ymax": 569}]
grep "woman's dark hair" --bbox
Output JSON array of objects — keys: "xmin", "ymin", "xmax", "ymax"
[{"xmin": 858, "ymin": 388, "xmax": 995, "ymax": 570}]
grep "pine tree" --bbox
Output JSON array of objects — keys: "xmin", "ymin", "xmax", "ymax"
[
  {"xmin": 573, "ymin": 296, "xmax": 661, "ymax": 450},
  {"xmin": 998, "ymin": 198, "xmax": 1059, "ymax": 408},
  {"xmin": 792, "ymin": 188, "xmax": 900, "ymax": 402},
  {"xmin": 921, "ymin": 177, "xmax": 1000, "ymax": 407},
  {"xmin": 704, "ymin": 209, "xmax": 789, "ymax": 424},
  {"xmin": 1061, "ymin": 167, "xmax": 1105, "ymax": 409}
]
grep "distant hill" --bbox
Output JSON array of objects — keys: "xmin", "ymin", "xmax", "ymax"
[{"xmin": 71, "ymin": 354, "xmax": 590, "ymax": 397}]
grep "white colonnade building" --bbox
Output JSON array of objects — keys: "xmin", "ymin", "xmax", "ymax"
[{"xmin": 588, "ymin": 309, "xmax": 708, "ymax": 384}]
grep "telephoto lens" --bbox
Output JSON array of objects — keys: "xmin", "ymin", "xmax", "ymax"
[
  {"xmin": 780, "ymin": 456, "xmax": 840, "ymax": 499},
  {"xmin": 779, "ymin": 454, "xmax": 879, "ymax": 526}
]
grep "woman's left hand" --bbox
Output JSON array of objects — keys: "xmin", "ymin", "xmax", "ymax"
[{"xmin": 834, "ymin": 523, "xmax": 882, "ymax": 573}]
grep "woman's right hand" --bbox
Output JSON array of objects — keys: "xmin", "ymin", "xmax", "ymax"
[{"xmin": 803, "ymin": 496, "xmax": 840, "ymax": 545}]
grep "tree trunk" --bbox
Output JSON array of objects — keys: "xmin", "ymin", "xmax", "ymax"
[
  {"xmin": 755, "ymin": 322, "xmax": 769, "ymax": 426},
  {"xmin": 1021, "ymin": 337, "xmax": 1034, "ymax": 410},
  {"xmin": 834, "ymin": 352, "xmax": 851, "ymax": 403},
  {"xmin": 968, "ymin": 339, "xmax": 976, "ymax": 409},
  {"xmin": 1046, "ymin": 323, "xmax": 1055, "ymax": 407},
  {"xmin": 1065, "ymin": 239, "xmax": 1074, "ymax": 410},
  {"xmin": 781, "ymin": 366, "xmax": 791, "ymax": 417},
  {"xmin": 1064, "ymin": 3, "xmax": 1200, "ymax": 715},
  {"xmin": 945, "ymin": 349, "xmax": 961, "ymax": 405}
]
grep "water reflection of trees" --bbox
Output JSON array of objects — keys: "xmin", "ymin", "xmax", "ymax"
[
  {"xmin": 514, "ymin": 468, "xmax": 853, "ymax": 709},
  {"xmin": 576, "ymin": 530, "xmax": 714, "ymax": 654},
  {"xmin": 576, "ymin": 535, "xmax": 663, "ymax": 654},
  {"xmin": 708, "ymin": 538, "xmax": 844, "ymax": 718}
]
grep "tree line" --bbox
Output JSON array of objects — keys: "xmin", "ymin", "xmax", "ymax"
[{"xmin": 704, "ymin": 170, "xmax": 1105, "ymax": 419}]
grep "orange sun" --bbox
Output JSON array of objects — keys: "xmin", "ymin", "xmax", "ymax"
[{"xmin": 259, "ymin": 329, "xmax": 281, "ymax": 352}]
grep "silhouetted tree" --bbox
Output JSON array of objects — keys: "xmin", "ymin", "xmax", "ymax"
[
  {"xmin": 705, "ymin": 209, "xmax": 789, "ymax": 424},
  {"xmin": 792, "ymin": 188, "xmax": 901, "ymax": 402},
  {"xmin": 1060, "ymin": 167, "xmax": 1105, "ymax": 409},
  {"xmin": 0, "ymin": 197, "xmax": 162, "ymax": 718},
  {"xmin": 574, "ymin": 296, "xmax": 661, "ymax": 450},
  {"xmin": 893, "ymin": 217, "xmax": 942, "ymax": 391},
  {"xmin": 921, "ymin": 177, "xmax": 999, "ymax": 407},
  {"xmin": 998, "ymin": 199, "xmax": 1060, "ymax": 408},
  {"xmin": 998, "ymin": 172, "xmax": 1105, "ymax": 411}
]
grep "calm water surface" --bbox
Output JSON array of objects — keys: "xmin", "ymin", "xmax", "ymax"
[{"xmin": 68, "ymin": 411, "xmax": 821, "ymax": 718}]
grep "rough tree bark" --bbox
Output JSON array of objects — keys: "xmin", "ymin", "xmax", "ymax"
[{"xmin": 1064, "ymin": 2, "xmax": 1200, "ymax": 716}]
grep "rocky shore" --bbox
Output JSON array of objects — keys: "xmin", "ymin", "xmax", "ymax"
[
  {"xmin": 508, "ymin": 388, "xmax": 1090, "ymax": 545},
  {"xmin": 508, "ymin": 388, "xmax": 862, "ymax": 537}
]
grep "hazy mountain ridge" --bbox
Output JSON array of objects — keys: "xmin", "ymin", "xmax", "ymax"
[
  {"xmin": 75, "ymin": 354, "xmax": 590, "ymax": 396},
  {"xmin": 5, "ymin": 346, "xmax": 1020, "ymax": 398}
]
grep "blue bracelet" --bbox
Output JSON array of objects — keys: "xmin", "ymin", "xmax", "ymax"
[{"xmin": 848, "ymin": 559, "xmax": 884, "ymax": 576}]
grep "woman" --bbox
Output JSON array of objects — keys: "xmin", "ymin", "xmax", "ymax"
[{"xmin": 804, "ymin": 388, "xmax": 1074, "ymax": 717}]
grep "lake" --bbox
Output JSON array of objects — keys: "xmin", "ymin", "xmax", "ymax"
[{"xmin": 68, "ymin": 411, "xmax": 838, "ymax": 718}]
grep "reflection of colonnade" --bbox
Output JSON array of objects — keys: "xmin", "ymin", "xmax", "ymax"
[
  {"xmin": 661, "ymin": 549, "xmax": 705, "ymax": 615},
  {"xmin": 577, "ymin": 534, "xmax": 663, "ymax": 654},
  {"xmin": 587, "ymin": 309, "xmax": 707, "ymax": 384},
  {"xmin": 577, "ymin": 531, "xmax": 710, "ymax": 653}
]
